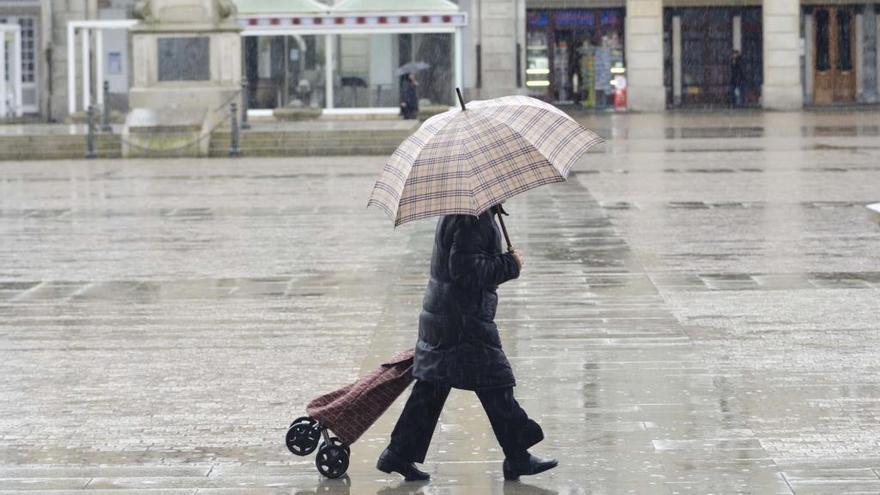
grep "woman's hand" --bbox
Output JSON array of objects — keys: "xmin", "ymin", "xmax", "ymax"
[{"xmin": 511, "ymin": 249, "xmax": 524, "ymax": 269}]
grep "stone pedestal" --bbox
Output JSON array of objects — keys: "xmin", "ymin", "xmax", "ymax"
[
  {"xmin": 124, "ymin": 0, "xmax": 241, "ymax": 157},
  {"xmin": 762, "ymin": 0, "xmax": 802, "ymax": 110},
  {"xmin": 625, "ymin": 0, "xmax": 665, "ymax": 112}
]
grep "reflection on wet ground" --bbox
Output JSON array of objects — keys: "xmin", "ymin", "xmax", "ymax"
[{"xmin": 1, "ymin": 110, "xmax": 880, "ymax": 494}]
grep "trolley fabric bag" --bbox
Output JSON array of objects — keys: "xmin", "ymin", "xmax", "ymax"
[{"xmin": 306, "ymin": 348, "xmax": 415, "ymax": 445}]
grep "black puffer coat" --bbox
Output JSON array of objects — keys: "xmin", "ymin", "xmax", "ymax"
[{"xmin": 413, "ymin": 210, "xmax": 521, "ymax": 390}]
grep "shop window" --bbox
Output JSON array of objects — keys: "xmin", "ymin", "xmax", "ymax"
[
  {"xmin": 525, "ymin": 8, "xmax": 625, "ymax": 108},
  {"xmin": 246, "ymin": 35, "xmax": 326, "ymax": 109},
  {"xmin": 332, "ymin": 33, "xmax": 452, "ymax": 109},
  {"xmin": 525, "ymin": 31, "xmax": 550, "ymax": 91}
]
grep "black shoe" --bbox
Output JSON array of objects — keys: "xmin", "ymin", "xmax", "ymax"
[
  {"xmin": 503, "ymin": 454, "xmax": 558, "ymax": 481},
  {"xmin": 376, "ymin": 447, "xmax": 431, "ymax": 481}
]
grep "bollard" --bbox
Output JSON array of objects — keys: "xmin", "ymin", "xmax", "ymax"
[
  {"xmin": 229, "ymin": 102, "xmax": 241, "ymax": 158},
  {"xmin": 85, "ymin": 105, "xmax": 97, "ymax": 159},
  {"xmin": 101, "ymin": 81, "xmax": 112, "ymax": 132},
  {"xmin": 241, "ymin": 81, "xmax": 251, "ymax": 130}
]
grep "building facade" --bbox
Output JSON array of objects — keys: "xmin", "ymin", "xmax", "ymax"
[
  {"xmin": 520, "ymin": 0, "xmax": 879, "ymax": 109},
  {"xmin": 0, "ymin": 0, "xmax": 137, "ymax": 121},
  {"xmin": 2, "ymin": 0, "xmax": 879, "ymax": 120}
]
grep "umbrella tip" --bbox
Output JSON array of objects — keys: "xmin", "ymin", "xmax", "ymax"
[{"xmin": 455, "ymin": 87, "xmax": 466, "ymax": 111}]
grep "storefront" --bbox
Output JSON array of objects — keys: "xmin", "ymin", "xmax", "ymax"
[
  {"xmin": 525, "ymin": 9, "xmax": 625, "ymax": 108},
  {"xmin": 663, "ymin": 6, "xmax": 762, "ymax": 108},
  {"xmin": 803, "ymin": 4, "xmax": 879, "ymax": 105},
  {"xmin": 236, "ymin": 0, "xmax": 466, "ymax": 114}
]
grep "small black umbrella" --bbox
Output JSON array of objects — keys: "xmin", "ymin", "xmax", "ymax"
[{"xmin": 396, "ymin": 61, "xmax": 430, "ymax": 76}]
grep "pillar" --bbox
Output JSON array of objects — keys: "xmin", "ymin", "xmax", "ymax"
[
  {"xmin": 672, "ymin": 15, "xmax": 682, "ymax": 106},
  {"xmin": 0, "ymin": 33, "xmax": 6, "ymax": 117},
  {"xmin": 454, "ymin": 29, "xmax": 464, "ymax": 97},
  {"xmin": 763, "ymin": 0, "xmax": 802, "ymax": 109},
  {"xmin": 96, "ymin": 29, "xmax": 104, "ymax": 107},
  {"xmin": 324, "ymin": 34, "xmax": 334, "ymax": 109},
  {"xmin": 81, "ymin": 27, "xmax": 91, "ymax": 111},
  {"xmin": 625, "ymin": 0, "xmax": 665, "ymax": 111},
  {"xmin": 68, "ymin": 24, "xmax": 77, "ymax": 115},
  {"xmin": 13, "ymin": 27, "xmax": 23, "ymax": 117},
  {"xmin": 862, "ymin": 5, "xmax": 878, "ymax": 103},
  {"xmin": 804, "ymin": 13, "xmax": 814, "ymax": 104},
  {"xmin": 474, "ymin": 0, "xmax": 520, "ymax": 99}
]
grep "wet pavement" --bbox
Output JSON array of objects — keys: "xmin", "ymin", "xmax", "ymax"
[{"xmin": 1, "ymin": 110, "xmax": 880, "ymax": 494}]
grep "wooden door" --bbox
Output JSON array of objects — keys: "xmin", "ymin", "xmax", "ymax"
[{"xmin": 814, "ymin": 7, "xmax": 856, "ymax": 104}]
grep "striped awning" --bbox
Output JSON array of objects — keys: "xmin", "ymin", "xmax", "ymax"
[{"xmin": 235, "ymin": 0, "xmax": 466, "ymax": 32}]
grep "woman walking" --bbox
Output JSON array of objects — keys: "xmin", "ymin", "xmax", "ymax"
[
  {"xmin": 399, "ymin": 73, "xmax": 419, "ymax": 120},
  {"xmin": 376, "ymin": 207, "xmax": 558, "ymax": 482}
]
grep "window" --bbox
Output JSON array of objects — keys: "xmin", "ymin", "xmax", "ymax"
[
  {"xmin": 837, "ymin": 10, "xmax": 852, "ymax": 71},
  {"xmin": 815, "ymin": 9, "xmax": 830, "ymax": 71},
  {"xmin": 1, "ymin": 16, "xmax": 36, "ymax": 83}
]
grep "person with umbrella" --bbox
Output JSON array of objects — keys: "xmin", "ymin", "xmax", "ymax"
[
  {"xmin": 369, "ymin": 90, "xmax": 603, "ymax": 482},
  {"xmin": 397, "ymin": 62, "xmax": 428, "ymax": 120}
]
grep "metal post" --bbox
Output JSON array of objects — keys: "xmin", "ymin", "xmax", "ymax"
[
  {"xmin": 241, "ymin": 81, "xmax": 250, "ymax": 130},
  {"xmin": 229, "ymin": 102, "xmax": 241, "ymax": 157},
  {"xmin": 85, "ymin": 105, "xmax": 96, "ymax": 159},
  {"xmin": 101, "ymin": 80, "xmax": 112, "ymax": 132}
]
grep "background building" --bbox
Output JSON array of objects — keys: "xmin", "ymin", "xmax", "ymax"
[{"xmin": 0, "ymin": 0, "xmax": 137, "ymax": 121}]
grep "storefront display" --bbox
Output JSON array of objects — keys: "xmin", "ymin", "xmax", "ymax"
[{"xmin": 526, "ymin": 8, "xmax": 625, "ymax": 109}]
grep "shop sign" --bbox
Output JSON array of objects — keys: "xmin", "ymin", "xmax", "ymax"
[
  {"xmin": 527, "ymin": 11, "xmax": 549, "ymax": 27},
  {"xmin": 600, "ymin": 10, "xmax": 622, "ymax": 26},
  {"xmin": 555, "ymin": 10, "xmax": 595, "ymax": 28}
]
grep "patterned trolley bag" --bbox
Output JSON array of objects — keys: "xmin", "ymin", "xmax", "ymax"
[{"xmin": 285, "ymin": 349, "xmax": 415, "ymax": 478}]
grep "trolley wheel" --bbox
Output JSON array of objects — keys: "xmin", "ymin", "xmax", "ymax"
[
  {"xmin": 315, "ymin": 441, "xmax": 350, "ymax": 479},
  {"xmin": 285, "ymin": 417, "xmax": 321, "ymax": 456},
  {"xmin": 326, "ymin": 436, "xmax": 351, "ymax": 456},
  {"xmin": 289, "ymin": 416, "xmax": 317, "ymax": 429}
]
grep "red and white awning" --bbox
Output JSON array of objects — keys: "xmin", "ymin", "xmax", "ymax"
[{"xmin": 240, "ymin": 12, "xmax": 466, "ymax": 33}]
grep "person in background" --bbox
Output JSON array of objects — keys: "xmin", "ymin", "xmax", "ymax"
[
  {"xmin": 400, "ymin": 73, "xmax": 419, "ymax": 120},
  {"xmin": 730, "ymin": 50, "xmax": 744, "ymax": 108}
]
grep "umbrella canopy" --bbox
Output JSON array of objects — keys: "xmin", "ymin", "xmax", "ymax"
[
  {"xmin": 396, "ymin": 61, "xmax": 431, "ymax": 76},
  {"xmin": 368, "ymin": 94, "xmax": 603, "ymax": 228}
]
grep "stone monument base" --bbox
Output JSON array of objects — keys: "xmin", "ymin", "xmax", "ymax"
[
  {"xmin": 123, "ymin": 107, "xmax": 211, "ymax": 158},
  {"xmin": 124, "ymin": 0, "xmax": 242, "ymax": 157},
  {"xmin": 123, "ymin": 85, "xmax": 237, "ymax": 158}
]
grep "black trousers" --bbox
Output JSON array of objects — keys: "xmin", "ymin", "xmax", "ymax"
[{"xmin": 388, "ymin": 380, "xmax": 544, "ymax": 463}]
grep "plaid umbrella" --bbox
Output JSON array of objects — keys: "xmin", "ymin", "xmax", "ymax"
[{"xmin": 368, "ymin": 90, "xmax": 603, "ymax": 246}]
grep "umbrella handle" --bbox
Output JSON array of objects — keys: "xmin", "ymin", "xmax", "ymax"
[{"xmin": 494, "ymin": 205, "xmax": 514, "ymax": 252}]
